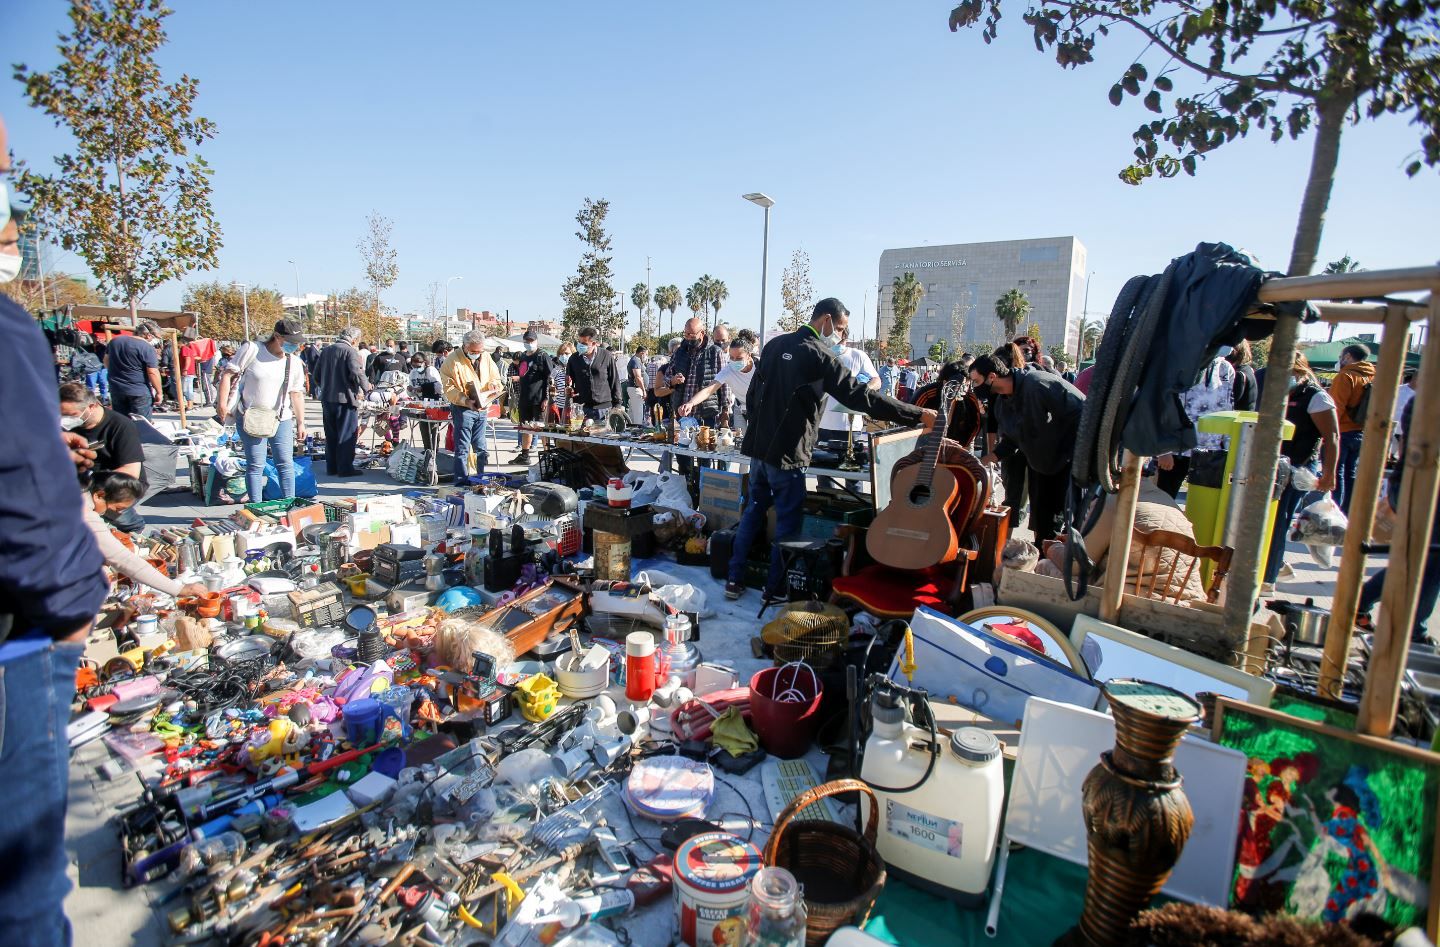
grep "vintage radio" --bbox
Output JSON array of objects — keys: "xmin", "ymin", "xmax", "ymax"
[{"xmin": 373, "ymin": 543, "xmax": 426, "ymax": 587}]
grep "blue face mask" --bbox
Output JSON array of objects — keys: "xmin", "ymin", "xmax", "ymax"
[
  {"xmin": 577, "ymin": 343, "xmax": 591, "ymax": 355},
  {"xmin": 282, "ymin": 341, "xmax": 299, "ymax": 353},
  {"xmin": 832, "ymin": 342, "xmax": 844, "ymax": 354}
]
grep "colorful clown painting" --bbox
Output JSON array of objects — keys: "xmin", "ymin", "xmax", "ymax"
[{"xmin": 1214, "ymin": 699, "xmax": 1439, "ymax": 935}]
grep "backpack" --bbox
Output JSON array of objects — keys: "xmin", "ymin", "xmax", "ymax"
[{"xmin": 1349, "ymin": 381, "xmax": 1373, "ymax": 425}]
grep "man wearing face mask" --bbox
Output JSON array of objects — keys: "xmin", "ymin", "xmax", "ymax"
[
  {"xmin": 668, "ymin": 318, "xmax": 726, "ymax": 478},
  {"xmin": 728, "ymin": 298, "xmax": 934, "ymax": 600},
  {"xmin": 368, "ymin": 338, "xmax": 403, "ymax": 384},
  {"xmin": 0, "ymin": 112, "xmax": 112, "ymax": 944},
  {"xmin": 218, "ymin": 319, "xmax": 308, "ymax": 502},
  {"xmin": 815, "ymin": 325, "xmax": 879, "ymax": 490},
  {"xmin": 441, "ymin": 330, "xmax": 503, "ymax": 482},
  {"xmin": 565, "ymin": 326, "xmax": 623, "ymax": 420},
  {"xmin": 513, "ymin": 330, "xmax": 551, "ymax": 465}
]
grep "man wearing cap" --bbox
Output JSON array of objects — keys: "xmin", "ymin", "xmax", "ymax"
[
  {"xmin": 513, "ymin": 330, "xmax": 551, "ymax": 466},
  {"xmin": 218, "ymin": 319, "xmax": 308, "ymax": 502}
]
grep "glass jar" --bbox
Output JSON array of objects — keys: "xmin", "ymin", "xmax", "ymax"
[{"xmin": 746, "ymin": 866, "xmax": 807, "ymax": 947}]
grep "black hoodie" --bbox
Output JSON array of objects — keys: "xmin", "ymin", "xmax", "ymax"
[{"xmin": 741, "ymin": 326, "xmax": 922, "ymax": 470}]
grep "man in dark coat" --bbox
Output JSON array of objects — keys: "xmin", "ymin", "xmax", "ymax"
[{"xmin": 313, "ymin": 327, "xmax": 370, "ymax": 476}]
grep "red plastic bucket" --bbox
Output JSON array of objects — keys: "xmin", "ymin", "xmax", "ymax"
[{"xmin": 748, "ymin": 664, "xmax": 824, "ymax": 759}]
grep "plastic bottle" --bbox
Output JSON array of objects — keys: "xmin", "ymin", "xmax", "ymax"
[
  {"xmin": 746, "ymin": 866, "xmax": 807, "ymax": 947},
  {"xmin": 539, "ymin": 889, "xmax": 636, "ymax": 928},
  {"xmin": 465, "ymin": 528, "xmax": 489, "ymax": 585}
]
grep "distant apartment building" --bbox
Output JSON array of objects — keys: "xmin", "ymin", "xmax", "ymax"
[{"xmin": 877, "ymin": 236, "xmax": 1088, "ymax": 360}]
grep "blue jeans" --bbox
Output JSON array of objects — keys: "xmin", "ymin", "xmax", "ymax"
[
  {"xmin": 0, "ymin": 638, "xmax": 85, "ymax": 945},
  {"xmin": 239, "ymin": 417, "xmax": 295, "ymax": 502},
  {"xmin": 1264, "ymin": 469, "xmax": 1320, "ymax": 585},
  {"xmin": 1358, "ymin": 517, "xmax": 1440, "ymax": 643},
  {"xmin": 84, "ymin": 368, "xmax": 108, "ymax": 401},
  {"xmin": 451, "ymin": 407, "xmax": 492, "ymax": 482},
  {"xmin": 1333, "ymin": 431, "xmax": 1363, "ymax": 515},
  {"xmin": 728, "ymin": 461, "xmax": 807, "ymax": 594},
  {"xmin": 111, "ymin": 389, "xmax": 153, "ymax": 420}
]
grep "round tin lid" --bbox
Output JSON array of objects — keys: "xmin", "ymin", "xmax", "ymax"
[
  {"xmin": 674, "ymin": 832, "xmax": 763, "ymax": 895},
  {"xmin": 950, "ymin": 726, "xmax": 1001, "ymax": 764}
]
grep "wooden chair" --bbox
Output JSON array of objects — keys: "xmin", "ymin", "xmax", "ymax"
[
  {"xmin": 1131, "ymin": 526, "xmax": 1234, "ymax": 604},
  {"xmin": 830, "ymin": 443, "xmax": 992, "ymax": 618}
]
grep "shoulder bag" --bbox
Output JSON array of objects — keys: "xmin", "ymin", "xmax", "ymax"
[{"xmin": 240, "ymin": 346, "xmax": 293, "ymax": 438}]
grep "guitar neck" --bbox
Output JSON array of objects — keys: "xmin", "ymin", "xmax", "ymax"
[{"xmin": 916, "ymin": 390, "xmax": 956, "ymax": 488}]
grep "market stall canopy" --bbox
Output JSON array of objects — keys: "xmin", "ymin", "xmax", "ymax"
[
  {"xmin": 908, "ymin": 356, "xmax": 938, "ymax": 368},
  {"xmin": 487, "ymin": 336, "xmax": 525, "ymax": 352},
  {"xmin": 67, "ymin": 305, "xmax": 197, "ymax": 333},
  {"xmin": 1300, "ymin": 336, "xmax": 1421, "ymax": 371},
  {"xmin": 506, "ymin": 331, "xmax": 563, "ymax": 352}
]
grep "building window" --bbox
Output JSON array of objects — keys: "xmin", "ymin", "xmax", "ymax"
[{"xmin": 925, "ymin": 334, "xmax": 936, "ymax": 343}]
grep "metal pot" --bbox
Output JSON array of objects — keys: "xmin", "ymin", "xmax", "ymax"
[{"xmin": 1282, "ymin": 602, "xmax": 1331, "ymax": 647}]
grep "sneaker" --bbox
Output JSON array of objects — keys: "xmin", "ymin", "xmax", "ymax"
[
  {"xmin": 1280, "ymin": 563, "xmax": 1295, "ymax": 578},
  {"xmin": 725, "ymin": 581, "xmax": 745, "ymax": 600},
  {"xmin": 1260, "ymin": 582, "xmax": 1276, "ymax": 595},
  {"xmin": 514, "ymin": 451, "xmax": 531, "ymax": 466}
]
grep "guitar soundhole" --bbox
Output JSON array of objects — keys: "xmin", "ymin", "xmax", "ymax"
[{"xmin": 907, "ymin": 484, "xmax": 932, "ymax": 506}]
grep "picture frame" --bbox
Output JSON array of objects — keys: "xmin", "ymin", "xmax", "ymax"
[
  {"xmin": 1211, "ymin": 697, "xmax": 1440, "ymax": 937},
  {"xmin": 868, "ymin": 425, "xmax": 924, "ymax": 512},
  {"xmin": 1070, "ymin": 614, "xmax": 1275, "ymax": 710}
]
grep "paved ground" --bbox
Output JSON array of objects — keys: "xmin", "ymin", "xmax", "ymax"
[{"xmin": 61, "ymin": 398, "xmax": 1420, "ymax": 944}]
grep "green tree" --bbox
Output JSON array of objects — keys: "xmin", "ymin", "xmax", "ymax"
[
  {"xmin": 928, "ymin": 340, "xmax": 951, "ymax": 362},
  {"xmin": 1026, "ymin": 321, "xmax": 1043, "ymax": 349},
  {"xmin": 1079, "ymin": 317, "xmax": 1105, "ymax": 361},
  {"xmin": 708, "ymin": 277, "xmax": 729, "ymax": 330},
  {"xmin": 654, "ymin": 284, "xmax": 682, "ymax": 335},
  {"xmin": 995, "ymin": 288, "xmax": 1031, "ymax": 340},
  {"xmin": 889, "ymin": 271, "xmax": 926, "ymax": 358},
  {"xmin": 332, "ymin": 285, "xmax": 399, "ymax": 347},
  {"xmin": 685, "ymin": 280, "xmax": 706, "ymax": 326},
  {"xmin": 357, "ymin": 210, "xmax": 398, "ymax": 316},
  {"xmin": 1048, "ymin": 343, "xmax": 1071, "ymax": 368},
  {"xmin": 14, "ymin": 0, "xmax": 221, "ymax": 319},
  {"xmin": 559, "ymin": 197, "xmax": 617, "ymax": 340},
  {"xmin": 779, "ymin": 249, "xmax": 814, "ymax": 333},
  {"xmin": 631, "ymin": 282, "xmax": 655, "ymax": 337},
  {"xmin": 948, "ymin": 0, "xmax": 1440, "ymax": 277},
  {"xmin": 181, "ymin": 281, "xmax": 284, "ymax": 342},
  {"xmin": 1322, "ymin": 254, "xmax": 1365, "ymax": 340}
]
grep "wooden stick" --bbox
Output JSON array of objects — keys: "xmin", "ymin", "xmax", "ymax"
[
  {"xmin": 1223, "ymin": 311, "xmax": 1301, "ymax": 641},
  {"xmin": 1359, "ymin": 289, "xmax": 1440, "ymax": 736},
  {"xmin": 169, "ymin": 329, "xmax": 187, "ymax": 427},
  {"xmin": 1255, "ymin": 266, "xmax": 1440, "ymax": 302},
  {"xmin": 1322, "ymin": 302, "xmax": 1410, "ymax": 697},
  {"xmin": 1100, "ymin": 452, "xmax": 1143, "ymax": 623}
]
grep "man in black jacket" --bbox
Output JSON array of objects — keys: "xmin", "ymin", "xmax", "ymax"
[
  {"xmin": 513, "ymin": 330, "xmax": 552, "ymax": 464},
  {"xmin": 728, "ymin": 298, "xmax": 934, "ymax": 600},
  {"xmin": 565, "ymin": 326, "xmax": 623, "ymax": 420},
  {"xmin": 313, "ymin": 327, "xmax": 371, "ymax": 476},
  {"xmin": 970, "ymin": 352, "xmax": 1085, "ymax": 542}
]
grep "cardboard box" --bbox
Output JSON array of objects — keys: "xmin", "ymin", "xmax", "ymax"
[
  {"xmin": 287, "ymin": 503, "xmax": 328, "ymax": 533},
  {"xmin": 699, "ymin": 468, "xmax": 746, "ymax": 530}
]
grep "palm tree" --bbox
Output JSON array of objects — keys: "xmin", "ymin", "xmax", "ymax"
[
  {"xmin": 995, "ymin": 289, "xmax": 1032, "ymax": 340},
  {"xmin": 1079, "ymin": 317, "xmax": 1105, "ymax": 361},
  {"xmin": 889, "ymin": 272, "xmax": 926, "ymax": 358},
  {"xmin": 655, "ymin": 284, "xmax": 681, "ymax": 334},
  {"xmin": 685, "ymin": 281, "xmax": 706, "ymax": 327},
  {"xmin": 1322, "ymin": 255, "xmax": 1363, "ymax": 341},
  {"xmin": 708, "ymin": 277, "xmax": 729, "ymax": 330},
  {"xmin": 630, "ymin": 283, "xmax": 652, "ymax": 336}
]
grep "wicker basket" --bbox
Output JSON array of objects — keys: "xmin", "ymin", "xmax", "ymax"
[{"xmin": 763, "ymin": 778, "xmax": 887, "ymax": 946}]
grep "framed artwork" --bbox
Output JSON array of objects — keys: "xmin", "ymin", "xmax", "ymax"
[{"xmin": 1212, "ymin": 698, "xmax": 1440, "ymax": 936}]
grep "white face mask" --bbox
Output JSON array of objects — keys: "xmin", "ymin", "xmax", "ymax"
[
  {"xmin": 817, "ymin": 316, "xmax": 839, "ymax": 347},
  {"xmin": 0, "ymin": 248, "xmax": 20, "ymax": 284},
  {"xmin": 525, "ymin": 341, "xmax": 537, "ymax": 352},
  {"xmin": 60, "ymin": 414, "xmax": 85, "ymax": 432}
]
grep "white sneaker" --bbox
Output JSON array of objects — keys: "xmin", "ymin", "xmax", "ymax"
[
  {"xmin": 1279, "ymin": 563, "xmax": 1295, "ymax": 578},
  {"xmin": 1260, "ymin": 582, "xmax": 1276, "ymax": 595}
]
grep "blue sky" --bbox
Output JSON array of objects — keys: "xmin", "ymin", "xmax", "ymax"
[{"xmin": 6, "ymin": 0, "xmax": 1436, "ymax": 342}]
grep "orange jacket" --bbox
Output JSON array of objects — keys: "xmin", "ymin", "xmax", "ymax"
[{"xmin": 1331, "ymin": 359, "xmax": 1375, "ymax": 433}]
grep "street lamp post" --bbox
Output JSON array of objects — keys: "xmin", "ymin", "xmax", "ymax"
[
  {"xmin": 287, "ymin": 260, "xmax": 301, "ymax": 316},
  {"xmin": 230, "ymin": 281, "xmax": 251, "ymax": 340},
  {"xmin": 742, "ymin": 193, "xmax": 774, "ymax": 347},
  {"xmin": 445, "ymin": 276, "xmax": 463, "ymax": 331}
]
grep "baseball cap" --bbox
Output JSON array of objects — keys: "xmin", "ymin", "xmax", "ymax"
[
  {"xmin": 274, "ymin": 319, "xmax": 305, "ymax": 343},
  {"xmin": 523, "ymin": 330, "xmax": 538, "ymax": 342}
]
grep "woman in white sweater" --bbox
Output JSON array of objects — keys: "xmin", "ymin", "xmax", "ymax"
[{"xmin": 84, "ymin": 472, "xmax": 206, "ymax": 599}]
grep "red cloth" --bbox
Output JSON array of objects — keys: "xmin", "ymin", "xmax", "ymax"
[
  {"xmin": 193, "ymin": 337, "xmax": 217, "ymax": 361},
  {"xmin": 179, "ymin": 342, "xmax": 200, "ymax": 375},
  {"xmin": 831, "ymin": 563, "xmax": 962, "ymax": 617}
]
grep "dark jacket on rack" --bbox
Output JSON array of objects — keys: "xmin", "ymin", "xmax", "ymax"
[
  {"xmin": 741, "ymin": 326, "xmax": 923, "ymax": 470},
  {"xmin": 566, "ymin": 347, "xmax": 624, "ymax": 412},
  {"xmin": 992, "ymin": 369, "xmax": 1086, "ymax": 476}
]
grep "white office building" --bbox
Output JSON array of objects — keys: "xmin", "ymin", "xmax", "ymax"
[{"xmin": 876, "ymin": 236, "xmax": 1088, "ymax": 361}]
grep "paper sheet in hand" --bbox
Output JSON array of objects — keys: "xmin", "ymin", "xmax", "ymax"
[{"xmin": 1004, "ymin": 696, "xmax": 1245, "ymax": 906}]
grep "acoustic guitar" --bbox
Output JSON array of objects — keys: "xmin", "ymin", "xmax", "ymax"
[{"xmin": 866, "ymin": 382, "xmax": 963, "ymax": 570}]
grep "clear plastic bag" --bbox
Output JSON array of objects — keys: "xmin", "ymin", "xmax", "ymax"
[
  {"xmin": 1291, "ymin": 495, "xmax": 1347, "ymax": 567},
  {"xmin": 1290, "ymin": 466, "xmax": 1319, "ymax": 493}
]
